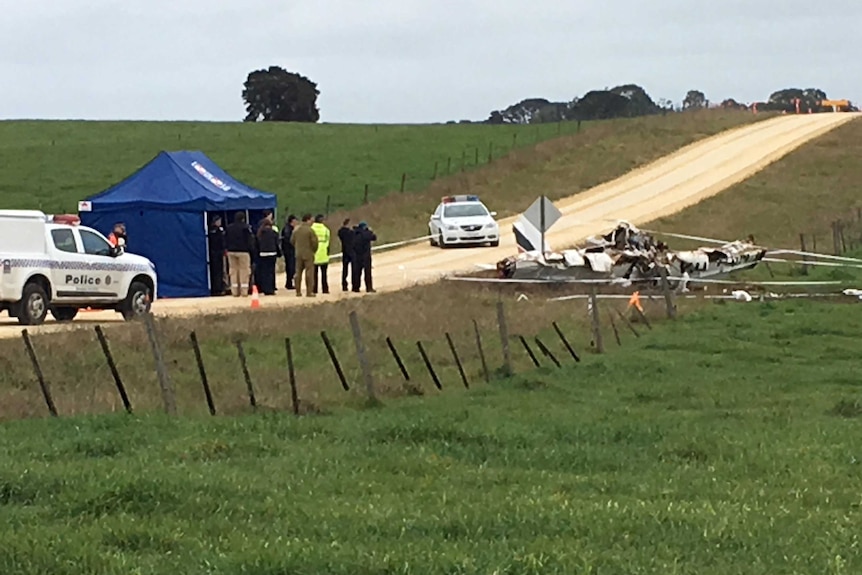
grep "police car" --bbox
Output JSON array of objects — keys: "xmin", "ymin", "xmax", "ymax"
[
  {"xmin": 0, "ymin": 210, "xmax": 158, "ymax": 326},
  {"xmin": 428, "ymin": 195, "xmax": 500, "ymax": 248}
]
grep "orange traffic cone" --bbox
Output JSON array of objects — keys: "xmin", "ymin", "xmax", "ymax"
[
  {"xmin": 627, "ymin": 290, "xmax": 643, "ymax": 313},
  {"xmin": 250, "ymin": 285, "xmax": 261, "ymax": 309}
]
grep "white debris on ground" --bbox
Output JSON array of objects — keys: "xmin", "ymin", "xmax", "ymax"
[
  {"xmin": 731, "ymin": 290, "xmax": 753, "ymax": 302},
  {"xmin": 842, "ymin": 288, "xmax": 862, "ymax": 299}
]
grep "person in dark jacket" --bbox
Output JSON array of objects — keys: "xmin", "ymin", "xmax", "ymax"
[
  {"xmin": 225, "ymin": 212, "xmax": 254, "ymax": 297},
  {"xmin": 254, "ymin": 220, "xmax": 281, "ymax": 295},
  {"xmin": 337, "ymin": 218, "xmax": 355, "ymax": 292},
  {"xmin": 207, "ymin": 215, "xmax": 227, "ymax": 296},
  {"xmin": 280, "ymin": 215, "xmax": 298, "ymax": 290},
  {"xmin": 351, "ymin": 221, "xmax": 377, "ymax": 293}
]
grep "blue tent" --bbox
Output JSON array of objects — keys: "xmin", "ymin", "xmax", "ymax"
[{"xmin": 79, "ymin": 151, "xmax": 277, "ymax": 298}]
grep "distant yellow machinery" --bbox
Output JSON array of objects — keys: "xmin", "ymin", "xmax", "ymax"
[{"xmin": 820, "ymin": 99, "xmax": 852, "ymax": 112}]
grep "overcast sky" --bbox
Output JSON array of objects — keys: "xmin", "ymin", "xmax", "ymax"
[{"xmin": 1, "ymin": 0, "xmax": 858, "ymax": 124}]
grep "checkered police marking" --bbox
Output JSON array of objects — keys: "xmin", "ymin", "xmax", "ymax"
[{"xmin": 4, "ymin": 259, "xmax": 151, "ymax": 273}]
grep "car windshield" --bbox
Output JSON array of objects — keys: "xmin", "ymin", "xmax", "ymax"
[{"xmin": 443, "ymin": 204, "xmax": 488, "ymax": 218}]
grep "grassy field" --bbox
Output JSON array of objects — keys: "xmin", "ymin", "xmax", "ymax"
[
  {"xmin": 2, "ymin": 113, "xmax": 862, "ymax": 573},
  {"xmin": 0, "ymin": 111, "xmax": 764, "ymax": 244},
  {"xmin": 2, "ymin": 300, "xmax": 862, "ymax": 574}
]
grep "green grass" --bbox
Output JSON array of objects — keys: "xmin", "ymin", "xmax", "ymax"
[
  {"xmin": 0, "ymin": 119, "xmax": 580, "ymax": 214},
  {"xmin": 2, "ymin": 300, "xmax": 862, "ymax": 574},
  {"xmin": 0, "ymin": 111, "xmax": 765, "ymax": 244}
]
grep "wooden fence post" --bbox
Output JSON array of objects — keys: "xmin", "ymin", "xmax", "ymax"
[
  {"xmin": 839, "ymin": 220, "xmax": 847, "ymax": 253},
  {"xmin": 799, "ymin": 233, "xmax": 809, "ymax": 275},
  {"xmin": 445, "ymin": 333, "xmax": 469, "ymax": 389},
  {"xmin": 386, "ymin": 336, "xmax": 410, "ymax": 381},
  {"xmin": 285, "ymin": 337, "xmax": 299, "ymax": 415},
  {"xmin": 400, "ymin": 173, "xmax": 406, "ymax": 193},
  {"xmin": 234, "ymin": 339, "xmax": 257, "ymax": 409},
  {"xmin": 433, "ymin": 161, "xmax": 438, "ymax": 180},
  {"xmin": 608, "ymin": 310, "xmax": 622, "ymax": 346},
  {"xmin": 363, "ymin": 184, "xmax": 369, "ymax": 204},
  {"xmin": 534, "ymin": 336, "xmax": 561, "ymax": 368},
  {"xmin": 472, "ymin": 319, "xmax": 490, "ymax": 383},
  {"xmin": 416, "ymin": 341, "xmax": 442, "ymax": 390},
  {"xmin": 190, "ymin": 331, "xmax": 216, "ymax": 416},
  {"xmin": 446, "ymin": 157, "xmax": 452, "ymax": 174},
  {"xmin": 552, "ymin": 322, "xmax": 581, "ymax": 362},
  {"xmin": 21, "ymin": 330, "xmax": 58, "ymax": 417},
  {"xmin": 518, "ymin": 335, "xmax": 540, "ymax": 367},
  {"xmin": 143, "ymin": 312, "xmax": 177, "ymax": 415},
  {"xmin": 94, "ymin": 325, "xmax": 132, "ymax": 414},
  {"xmin": 615, "ymin": 308, "xmax": 640, "ymax": 338},
  {"xmin": 348, "ymin": 311, "xmax": 376, "ymax": 402},
  {"xmin": 658, "ymin": 268, "xmax": 676, "ymax": 319},
  {"xmin": 589, "ymin": 287, "xmax": 604, "ymax": 353},
  {"xmin": 832, "ymin": 220, "xmax": 841, "ymax": 255},
  {"xmin": 496, "ymin": 301, "xmax": 512, "ymax": 376},
  {"xmin": 320, "ymin": 331, "xmax": 350, "ymax": 391}
]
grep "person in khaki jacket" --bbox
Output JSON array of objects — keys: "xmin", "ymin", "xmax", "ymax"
[{"xmin": 290, "ymin": 214, "xmax": 319, "ymax": 297}]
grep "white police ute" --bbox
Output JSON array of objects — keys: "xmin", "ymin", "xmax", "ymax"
[
  {"xmin": 0, "ymin": 210, "xmax": 158, "ymax": 326},
  {"xmin": 428, "ymin": 195, "xmax": 500, "ymax": 248}
]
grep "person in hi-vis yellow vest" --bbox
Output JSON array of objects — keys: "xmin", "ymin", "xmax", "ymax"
[{"xmin": 311, "ymin": 214, "xmax": 331, "ymax": 294}]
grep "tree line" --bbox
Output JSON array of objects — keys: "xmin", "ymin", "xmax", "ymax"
[
  {"xmin": 484, "ymin": 86, "xmax": 858, "ymax": 125},
  {"xmin": 238, "ymin": 66, "xmax": 857, "ymax": 124}
]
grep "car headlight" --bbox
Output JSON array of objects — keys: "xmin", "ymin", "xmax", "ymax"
[
  {"xmin": 485, "ymin": 223, "xmax": 495, "ymax": 229},
  {"xmin": 446, "ymin": 225, "xmax": 458, "ymax": 231}
]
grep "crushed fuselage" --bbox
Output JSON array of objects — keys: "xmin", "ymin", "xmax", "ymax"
[{"xmin": 496, "ymin": 222, "xmax": 767, "ymax": 287}]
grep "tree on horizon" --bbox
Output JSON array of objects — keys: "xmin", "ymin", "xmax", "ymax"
[{"xmin": 242, "ymin": 66, "xmax": 320, "ymax": 123}]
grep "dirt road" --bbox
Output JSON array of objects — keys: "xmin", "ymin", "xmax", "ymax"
[{"xmin": 2, "ymin": 112, "xmax": 857, "ymax": 337}]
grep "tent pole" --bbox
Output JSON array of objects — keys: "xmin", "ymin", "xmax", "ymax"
[{"xmin": 204, "ymin": 212, "xmax": 211, "ymax": 293}]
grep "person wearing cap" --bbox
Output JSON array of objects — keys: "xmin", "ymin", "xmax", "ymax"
[
  {"xmin": 351, "ymin": 221, "xmax": 377, "ymax": 293},
  {"xmin": 311, "ymin": 214, "xmax": 331, "ymax": 294}
]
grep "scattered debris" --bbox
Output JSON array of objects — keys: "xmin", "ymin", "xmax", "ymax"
[{"xmin": 496, "ymin": 221, "xmax": 767, "ymax": 288}]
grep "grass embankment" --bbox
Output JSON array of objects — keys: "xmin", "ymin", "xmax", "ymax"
[
  {"xmin": 0, "ymin": 111, "xmax": 764, "ymax": 243},
  {"xmin": 2, "ymin": 301, "xmax": 862, "ymax": 574},
  {"xmin": 650, "ymin": 115, "xmax": 862, "ymax": 250}
]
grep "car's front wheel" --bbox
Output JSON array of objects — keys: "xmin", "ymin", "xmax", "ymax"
[
  {"xmin": 120, "ymin": 281, "xmax": 151, "ymax": 321},
  {"xmin": 16, "ymin": 282, "xmax": 50, "ymax": 326}
]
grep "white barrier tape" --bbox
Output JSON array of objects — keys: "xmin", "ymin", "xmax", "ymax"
[
  {"xmin": 548, "ymin": 292, "xmax": 846, "ymax": 302},
  {"xmin": 445, "ymin": 275, "xmax": 846, "ymax": 287},
  {"xmin": 325, "ymin": 234, "xmax": 434, "ymax": 261},
  {"xmin": 764, "ymin": 257, "xmax": 862, "ymax": 269},
  {"xmin": 767, "ymin": 249, "xmax": 862, "ymax": 264}
]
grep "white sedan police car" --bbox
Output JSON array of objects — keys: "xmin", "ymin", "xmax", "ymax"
[{"xmin": 429, "ymin": 195, "xmax": 500, "ymax": 248}]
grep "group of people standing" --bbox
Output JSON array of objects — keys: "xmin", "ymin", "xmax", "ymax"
[
  {"xmin": 282, "ymin": 215, "xmax": 377, "ymax": 297},
  {"xmin": 207, "ymin": 210, "xmax": 377, "ymax": 298}
]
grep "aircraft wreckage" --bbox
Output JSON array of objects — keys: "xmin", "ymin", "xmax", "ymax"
[{"xmin": 496, "ymin": 222, "xmax": 768, "ymax": 287}]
